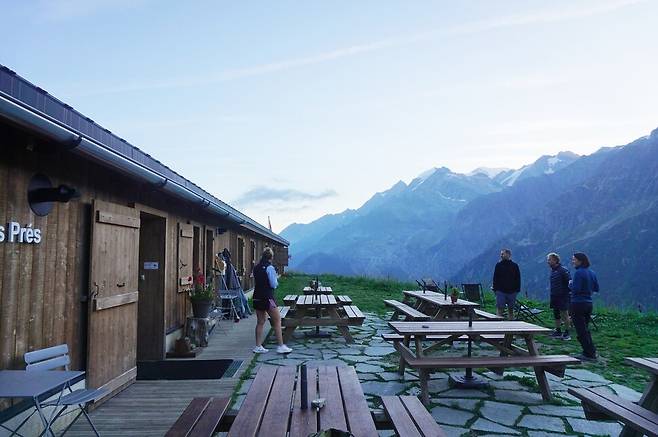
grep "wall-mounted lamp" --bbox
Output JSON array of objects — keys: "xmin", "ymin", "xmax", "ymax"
[{"xmin": 28, "ymin": 173, "xmax": 80, "ymax": 216}]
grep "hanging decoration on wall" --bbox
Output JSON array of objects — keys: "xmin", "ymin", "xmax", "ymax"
[{"xmin": 27, "ymin": 173, "xmax": 80, "ymax": 216}]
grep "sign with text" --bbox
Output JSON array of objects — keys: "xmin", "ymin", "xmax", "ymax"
[
  {"xmin": 143, "ymin": 262, "xmax": 159, "ymax": 270},
  {"xmin": 0, "ymin": 222, "xmax": 42, "ymax": 244}
]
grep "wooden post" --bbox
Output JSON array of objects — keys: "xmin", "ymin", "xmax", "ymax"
[{"xmin": 525, "ymin": 334, "xmax": 552, "ymax": 401}]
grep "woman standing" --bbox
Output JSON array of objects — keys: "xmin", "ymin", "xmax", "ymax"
[
  {"xmin": 570, "ymin": 252, "xmax": 599, "ymax": 362},
  {"xmin": 252, "ymin": 247, "xmax": 292, "ymax": 354}
]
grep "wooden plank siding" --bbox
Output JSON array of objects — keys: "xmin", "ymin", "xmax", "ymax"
[{"xmin": 0, "ymin": 121, "xmax": 286, "ymax": 407}]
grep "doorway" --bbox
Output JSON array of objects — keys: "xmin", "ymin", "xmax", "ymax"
[
  {"xmin": 205, "ymin": 229, "xmax": 214, "ymax": 279},
  {"xmin": 137, "ymin": 212, "xmax": 166, "ymax": 361}
]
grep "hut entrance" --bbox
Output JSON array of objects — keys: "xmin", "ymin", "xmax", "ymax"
[
  {"xmin": 137, "ymin": 212, "xmax": 166, "ymax": 361},
  {"xmin": 87, "ymin": 200, "xmax": 140, "ymax": 398},
  {"xmin": 205, "ymin": 229, "xmax": 214, "ymax": 279}
]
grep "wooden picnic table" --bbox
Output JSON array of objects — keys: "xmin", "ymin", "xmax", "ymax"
[
  {"xmin": 281, "ymin": 294, "xmax": 364, "ymax": 343},
  {"xmin": 402, "ymin": 290, "xmax": 486, "ymax": 320},
  {"xmin": 228, "ymin": 365, "xmax": 378, "ymax": 437},
  {"xmin": 568, "ymin": 357, "xmax": 658, "ymax": 437},
  {"xmin": 623, "ymin": 358, "xmax": 658, "ymax": 433},
  {"xmin": 388, "ymin": 320, "xmax": 579, "ymax": 405},
  {"xmin": 303, "ymin": 286, "xmax": 333, "ymax": 294}
]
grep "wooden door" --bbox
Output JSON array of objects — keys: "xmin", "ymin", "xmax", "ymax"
[
  {"xmin": 88, "ymin": 200, "xmax": 140, "ymax": 395},
  {"xmin": 137, "ymin": 213, "xmax": 165, "ymax": 361}
]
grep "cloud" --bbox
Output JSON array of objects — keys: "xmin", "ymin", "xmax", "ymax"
[
  {"xmin": 232, "ymin": 187, "xmax": 337, "ymax": 208},
  {"xmin": 67, "ymin": 0, "xmax": 645, "ymax": 97}
]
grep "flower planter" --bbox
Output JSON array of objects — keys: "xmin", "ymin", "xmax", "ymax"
[
  {"xmin": 191, "ymin": 299, "xmax": 213, "ymax": 319},
  {"xmin": 450, "ymin": 295, "xmax": 458, "ymax": 304}
]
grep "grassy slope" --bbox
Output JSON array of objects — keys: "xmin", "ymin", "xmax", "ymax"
[{"xmin": 276, "ymin": 273, "xmax": 657, "ymax": 391}]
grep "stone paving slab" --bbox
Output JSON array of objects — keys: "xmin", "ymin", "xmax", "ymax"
[
  {"xmin": 528, "ymin": 404, "xmax": 586, "ymax": 418},
  {"xmin": 479, "ymin": 400, "xmax": 524, "ymax": 426},
  {"xmin": 430, "ymin": 405, "xmax": 475, "ymax": 426},
  {"xmin": 518, "ymin": 415, "xmax": 566, "ymax": 433},
  {"xmin": 435, "ymin": 398, "xmax": 481, "ymax": 411},
  {"xmin": 471, "ymin": 418, "xmax": 522, "ymax": 435},
  {"xmin": 566, "ymin": 417, "xmax": 622, "ymax": 436}
]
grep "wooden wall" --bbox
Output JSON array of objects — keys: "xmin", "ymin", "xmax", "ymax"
[{"xmin": 0, "ymin": 120, "xmax": 286, "ymax": 386}]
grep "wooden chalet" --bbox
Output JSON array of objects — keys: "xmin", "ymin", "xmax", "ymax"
[{"xmin": 0, "ymin": 65, "xmax": 289, "ymax": 412}]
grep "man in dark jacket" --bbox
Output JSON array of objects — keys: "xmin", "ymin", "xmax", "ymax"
[
  {"xmin": 492, "ymin": 248, "xmax": 521, "ymax": 320},
  {"xmin": 547, "ymin": 252, "xmax": 571, "ymax": 340}
]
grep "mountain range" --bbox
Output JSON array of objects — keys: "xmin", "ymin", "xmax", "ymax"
[{"xmin": 281, "ymin": 127, "xmax": 658, "ymax": 309}]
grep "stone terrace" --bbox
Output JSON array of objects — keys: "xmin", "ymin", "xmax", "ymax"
[{"xmin": 235, "ymin": 312, "xmax": 640, "ymax": 437}]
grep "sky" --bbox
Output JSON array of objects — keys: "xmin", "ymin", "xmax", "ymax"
[{"xmin": 2, "ymin": 0, "xmax": 658, "ymax": 232}]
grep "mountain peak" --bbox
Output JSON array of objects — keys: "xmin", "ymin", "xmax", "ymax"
[{"xmin": 468, "ymin": 167, "xmax": 511, "ymax": 178}]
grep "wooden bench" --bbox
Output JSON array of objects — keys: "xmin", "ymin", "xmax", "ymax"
[
  {"xmin": 381, "ymin": 395, "xmax": 446, "ymax": 437},
  {"xmin": 395, "ymin": 341, "xmax": 579, "ymax": 405},
  {"xmin": 343, "ymin": 305, "xmax": 365, "ymax": 322},
  {"xmin": 336, "ymin": 295, "xmax": 353, "ymax": 305},
  {"xmin": 568, "ymin": 387, "xmax": 658, "ymax": 437},
  {"xmin": 396, "ymin": 342, "xmax": 579, "ymax": 377},
  {"xmin": 473, "ymin": 309, "xmax": 504, "ymax": 321},
  {"xmin": 279, "ymin": 306, "xmax": 291, "ymax": 319},
  {"xmin": 384, "ymin": 299, "xmax": 431, "ymax": 321},
  {"xmin": 283, "ymin": 295, "xmax": 297, "ymax": 306},
  {"xmin": 165, "ymin": 397, "xmax": 230, "ymax": 437}
]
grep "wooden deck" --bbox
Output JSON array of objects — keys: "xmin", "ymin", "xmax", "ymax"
[{"xmin": 68, "ymin": 315, "xmax": 258, "ymax": 436}]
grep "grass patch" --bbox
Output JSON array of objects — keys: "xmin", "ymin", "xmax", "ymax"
[{"xmin": 277, "ymin": 272, "xmax": 658, "ymax": 392}]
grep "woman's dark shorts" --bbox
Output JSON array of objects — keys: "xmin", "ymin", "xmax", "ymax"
[{"xmin": 253, "ymin": 298, "xmax": 277, "ymax": 311}]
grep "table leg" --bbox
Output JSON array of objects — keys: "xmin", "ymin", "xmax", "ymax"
[
  {"xmin": 34, "ymin": 397, "xmax": 56, "ymax": 437},
  {"xmin": 419, "ymin": 368, "xmax": 430, "ymax": 406},
  {"xmin": 399, "ymin": 336, "xmax": 410, "ymax": 375},
  {"xmin": 525, "ymin": 335, "xmax": 552, "ymax": 401},
  {"xmin": 330, "ymin": 306, "xmax": 351, "ymax": 342}
]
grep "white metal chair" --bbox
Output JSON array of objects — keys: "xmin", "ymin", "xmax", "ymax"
[{"xmin": 24, "ymin": 344, "xmax": 106, "ymax": 436}]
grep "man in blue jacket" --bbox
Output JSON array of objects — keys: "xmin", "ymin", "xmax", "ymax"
[{"xmin": 547, "ymin": 253, "xmax": 571, "ymax": 340}]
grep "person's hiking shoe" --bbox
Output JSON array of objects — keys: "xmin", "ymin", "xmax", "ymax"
[
  {"xmin": 277, "ymin": 344, "xmax": 293, "ymax": 354},
  {"xmin": 561, "ymin": 331, "xmax": 571, "ymax": 341},
  {"xmin": 574, "ymin": 353, "xmax": 597, "ymax": 363},
  {"xmin": 253, "ymin": 345, "xmax": 269, "ymax": 353},
  {"xmin": 550, "ymin": 329, "xmax": 562, "ymax": 338}
]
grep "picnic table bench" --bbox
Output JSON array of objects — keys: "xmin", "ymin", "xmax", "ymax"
[
  {"xmin": 281, "ymin": 294, "xmax": 364, "ymax": 343},
  {"xmin": 389, "ymin": 321, "xmax": 580, "ymax": 405},
  {"xmin": 569, "ymin": 357, "xmax": 658, "ymax": 437},
  {"xmin": 381, "ymin": 395, "xmax": 447, "ymax": 437},
  {"xmin": 229, "ymin": 365, "xmax": 378, "ymax": 437},
  {"xmin": 165, "ymin": 397, "xmax": 230, "ymax": 437},
  {"xmin": 384, "ymin": 299, "xmax": 431, "ymax": 321}
]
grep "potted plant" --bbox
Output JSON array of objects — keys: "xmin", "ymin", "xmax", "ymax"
[
  {"xmin": 189, "ymin": 269, "xmax": 215, "ymax": 319},
  {"xmin": 450, "ymin": 287, "xmax": 460, "ymax": 304}
]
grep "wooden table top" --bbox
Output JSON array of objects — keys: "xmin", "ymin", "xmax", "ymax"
[
  {"xmin": 389, "ymin": 320, "xmax": 550, "ymax": 336},
  {"xmin": 229, "ymin": 365, "xmax": 377, "ymax": 437},
  {"xmin": 295, "ymin": 294, "xmax": 339, "ymax": 307},
  {"xmin": 626, "ymin": 357, "xmax": 658, "ymax": 375},
  {"xmin": 403, "ymin": 290, "xmax": 479, "ymax": 307}
]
